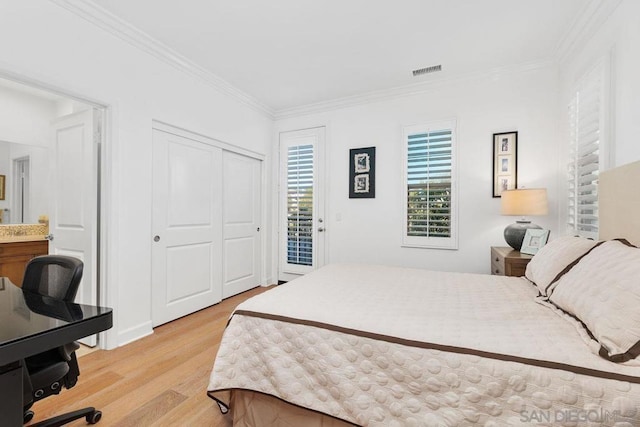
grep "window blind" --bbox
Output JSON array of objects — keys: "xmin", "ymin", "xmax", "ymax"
[
  {"xmin": 406, "ymin": 129, "xmax": 452, "ymax": 238},
  {"xmin": 567, "ymin": 64, "xmax": 603, "ymax": 237},
  {"xmin": 286, "ymin": 144, "xmax": 313, "ymax": 266}
]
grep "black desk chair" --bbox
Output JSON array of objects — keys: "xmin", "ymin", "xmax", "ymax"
[{"xmin": 21, "ymin": 255, "xmax": 102, "ymax": 426}]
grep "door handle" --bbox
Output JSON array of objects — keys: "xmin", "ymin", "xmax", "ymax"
[
  {"xmin": 318, "ymin": 227, "xmax": 325, "ymax": 232},
  {"xmin": 153, "ymin": 235, "xmax": 160, "ymax": 242}
]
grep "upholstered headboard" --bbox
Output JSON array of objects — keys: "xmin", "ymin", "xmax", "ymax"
[{"xmin": 599, "ymin": 160, "xmax": 640, "ymax": 246}]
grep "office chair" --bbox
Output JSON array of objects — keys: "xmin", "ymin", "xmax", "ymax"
[{"xmin": 21, "ymin": 255, "xmax": 102, "ymax": 426}]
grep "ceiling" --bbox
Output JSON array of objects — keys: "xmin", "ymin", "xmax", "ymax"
[{"xmin": 92, "ymin": 0, "xmax": 588, "ymax": 113}]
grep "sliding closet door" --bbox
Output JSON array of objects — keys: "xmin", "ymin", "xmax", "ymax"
[
  {"xmin": 222, "ymin": 151, "xmax": 262, "ymax": 298},
  {"xmin": 279, "ymin": 127, "xmax": 326, "ymax": 282},
  {"xmin": 151, "ymin": 129, "xmax": 223, "ymax": 327}
]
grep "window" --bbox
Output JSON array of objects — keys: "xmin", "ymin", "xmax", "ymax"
[
  {"xmin": 402, "ymin": 120, "xmax": 457, "ymax": 249},
  {"xmin": 286, "ymin": 144, "xmax": 314, "ymax": 266},
  {"xmin": 567, "ymin": 61, "xmax": 608, "ymax": 239}
]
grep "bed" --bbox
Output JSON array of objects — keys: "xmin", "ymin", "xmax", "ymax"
[{"xmin": 207, "ymin": 160, "xmax": 640, "ymax": 426}]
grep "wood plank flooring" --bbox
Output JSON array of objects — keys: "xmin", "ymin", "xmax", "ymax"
[{"xmin": 27, "ymin": 286, "xmax": 272, "ymax": 427}]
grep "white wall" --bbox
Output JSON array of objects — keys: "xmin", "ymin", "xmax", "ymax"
[
  {"xmin": 559, "ymin": 0, "xmax": 640, "ymax": 168},
  {"xmin": 0, "ymin": 85, "xmax": 55, "ymax": 148},
  {"xmin": 275, "ymin": 65, "xmax": 562, "ymax": 274},
  {"xmin": 0, "ymin": 2, "xmax": 273, "ymax": 347}
]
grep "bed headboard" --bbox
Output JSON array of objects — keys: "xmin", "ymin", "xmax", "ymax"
[{"xmin": 599, "ymin": 160, "xmax": 640, "ymax": 246}]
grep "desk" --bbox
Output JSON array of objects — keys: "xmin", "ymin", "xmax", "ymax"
[{"xmin": 0, "ymin": 279, "xmax": 112, "ymax": 425}]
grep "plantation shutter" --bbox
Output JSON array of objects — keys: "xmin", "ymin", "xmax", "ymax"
[
  {"xmin": 567, "ymin": 64, "xmax": 604, "ymax": 238},
  {"xmin": 403, "ymin": 121, "xmax": 457, "ymax": 249},
  {"xmin": 286, "ymin": 144, "xmax": 313, "ymax": 265}
]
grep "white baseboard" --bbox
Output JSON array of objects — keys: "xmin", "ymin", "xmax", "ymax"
[{"xmin": 117, "ymin": 321, "xmax": 153, "ymax": 347}]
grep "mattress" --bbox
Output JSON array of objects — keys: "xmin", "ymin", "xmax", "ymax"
[{"xmin": 208, "ymin": 263, "xmax": 640, "ymax": 426}]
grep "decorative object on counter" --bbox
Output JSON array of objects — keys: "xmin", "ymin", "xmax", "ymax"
[
  {"xmin": 520, "ymin": 228, "xmax": 550, "ymax": 255},
  {"xmin": 349, "ymin": 146, "xmax": 376, "ymax": 199},
  {"xmin": 492, "ymin": 131, "xmax": 517, "ymax": 197},
  {"xmin": 501, "ymin": 188, "xmax": 548, "ymax": 250}
]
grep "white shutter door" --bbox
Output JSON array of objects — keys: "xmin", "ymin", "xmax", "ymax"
[{"xmin": 279, "ymin": 127, "xmax": 325, "ymax": 281}]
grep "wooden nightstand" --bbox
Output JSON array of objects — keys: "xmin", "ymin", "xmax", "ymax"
[{"xmin": 491, "ymin": 246, "xmax": 533, "ymax": 277}]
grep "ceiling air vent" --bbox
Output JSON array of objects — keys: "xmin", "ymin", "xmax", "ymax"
[{"xmin": 412, "ymin": 65, "xmax": 442, "ymax": 77}]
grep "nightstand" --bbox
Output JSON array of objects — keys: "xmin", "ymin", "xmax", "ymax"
[{"xmin": 491, "ymin": 246, "xmax": 533, "ymax": 277}]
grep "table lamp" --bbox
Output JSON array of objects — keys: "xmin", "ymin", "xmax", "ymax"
[{"xmin": 501, "ymin": 188, "xmax": 548, "ymax": 250}]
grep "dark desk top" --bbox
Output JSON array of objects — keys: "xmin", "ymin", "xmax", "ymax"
[{"xmin": 0, "ymin": 278, "xmax": 112, "ymax": 366}]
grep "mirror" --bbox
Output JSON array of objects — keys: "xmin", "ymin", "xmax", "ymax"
[
  {"xmin": 0, "ymin": 76, "xmax": 86, "ymax": 226},
  {"xmin": 0, "ymin": 140, "xmax": 48, "ymax": 224}
]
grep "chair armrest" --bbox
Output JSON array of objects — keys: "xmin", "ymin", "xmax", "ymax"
[{"xmin": 59, "ymin": 342, "xmax": 80, "ymax": 362}]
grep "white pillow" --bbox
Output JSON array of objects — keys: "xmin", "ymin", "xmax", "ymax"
[
  {"xmin": 524, "ymin": 235, "xmax": 598, "ymax": 297},
  {"xmin": 549, "ymin": 240, "xmax": 640, "ymax": 362}
]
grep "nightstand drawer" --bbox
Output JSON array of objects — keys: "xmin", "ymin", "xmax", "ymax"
[
  {"xmin": 491, "ymin": 248, "xmax": 505, "ymax": 275},
  {"xmin": 490, "ymin": 246, "xmax": 532, "ymax": 277}
]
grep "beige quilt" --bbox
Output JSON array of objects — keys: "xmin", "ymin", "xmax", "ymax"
[{"xmin": 208, "ymin": 264, "xmax": 640, "ymax": 426}]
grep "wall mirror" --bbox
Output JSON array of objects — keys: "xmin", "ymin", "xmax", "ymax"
[
  {"xmin": 0, "ymin": 140, "xmax": 48, "ymax": 224},
  {"xmin": 0, "ymin": 77, "xmax": 93, "ymax": 226}
]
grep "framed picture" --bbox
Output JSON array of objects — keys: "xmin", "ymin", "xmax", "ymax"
[
  {"xmin": 349, "ymin": 147, "xmax": 375, "ymax": 198},
  {"xmin": 0, "ymin": 175, "xmax": 5, "ymax": 200},
  {"xmin": 493, "ymin": 131, "xmax": 517, "ymax": 197},
  {"xmin": 520, "ymin": 229, "xmax": 550, "ymax": 255}
]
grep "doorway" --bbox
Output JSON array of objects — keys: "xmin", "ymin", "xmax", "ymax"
[
  {"xmin": 12, "ymin": 157, "xmax": 30, "ymax": 224},
  {"xmin": 0, "ymin": 76, "xmax": 105, "ymax": 346}
]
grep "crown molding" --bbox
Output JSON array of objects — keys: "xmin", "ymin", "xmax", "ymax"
[
  {"xmin": 554, "ymin": 0, "xmax": 623, "ymax": 64},
  {"xmin": 274, "ymin": 60, "xmax": 556, "ymax": 120},
  {"xmin": 49, "ymin": 0, "xmax": 275, "ymax": 118}
]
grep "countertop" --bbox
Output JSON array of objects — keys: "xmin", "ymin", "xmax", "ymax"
[{"xmin": 0, "ymin": 235, "xmax": 48, "ymax": 244}]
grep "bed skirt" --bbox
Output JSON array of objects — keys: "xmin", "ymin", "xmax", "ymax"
[{"xmin": 229, "ymin": 389, "xmax": 356, "ymax": 427}]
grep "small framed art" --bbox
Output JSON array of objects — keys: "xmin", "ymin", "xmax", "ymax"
[
  {"xmin": 349, "ymin": 146, "xmax": 375, "ymax": 198},
  {"xmin": 492, "ymin": 131, "xmax": 517, "ymax": 197},
  {"xmin": 520, "ymin": 229, "xmax": 550, "ymax": 255}
]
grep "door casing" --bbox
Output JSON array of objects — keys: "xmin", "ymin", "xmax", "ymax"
[{"xmin": 278, "ymin": 126, "xmax": 326, "ymax": 282}]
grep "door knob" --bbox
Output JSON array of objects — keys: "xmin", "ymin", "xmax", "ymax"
[
  {"xmin": 153, "ymin": 235, "xmax": 160, "ymax": 242},
  {"xmin": 318, "ymin": 227, "xmax": 325, "ymax": 232}
]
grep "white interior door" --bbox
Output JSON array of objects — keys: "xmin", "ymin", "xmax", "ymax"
[
  {"xmin": 50, "ymin": 109, "xmax": 98, "ymax": 346},
  {"xmin": 151, "ymin": 129, "xmax": 222, "ymax": 327},
  {"xmin": 222, "ymin": 151, "xmax": 262, "ymax": 298},
  {"xmin": 279, "ymin": 127, "xmax": 325, "ymax": 282}
]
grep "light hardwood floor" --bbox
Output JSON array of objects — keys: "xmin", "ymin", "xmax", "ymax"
[{"xmin": 27, "ymin": 285, "xmax": 272, "ymax": 427}]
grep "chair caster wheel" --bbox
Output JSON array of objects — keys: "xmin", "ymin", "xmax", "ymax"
[
  {"xmin": 24, "ymin": 410, "xmax": 34, "ymax": 424},
  {"xmin": 87, "ymin": 410, "xmax": 102, "ymax": 424}
]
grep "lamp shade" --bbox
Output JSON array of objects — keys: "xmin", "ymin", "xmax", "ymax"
[{"xmin": 501, "ymin": 189, "xmax": 548, "ymax": 216}]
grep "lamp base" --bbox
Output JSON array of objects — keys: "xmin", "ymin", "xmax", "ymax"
[{"xmin": 504, "ymin": 220, "xmax": 542, "ymax": 251}]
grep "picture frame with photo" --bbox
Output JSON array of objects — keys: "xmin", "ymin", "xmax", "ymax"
[
  {"xmin": 349, "ymin": 146, "xmax": 376, "ymax": 198},
  {"xmin": 520, "ymin": 228, "xmax": 550, "ymax": 255},
  {"xmin": 493, "ymin": 131, "xmax": 518, "ymax": 197}
]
